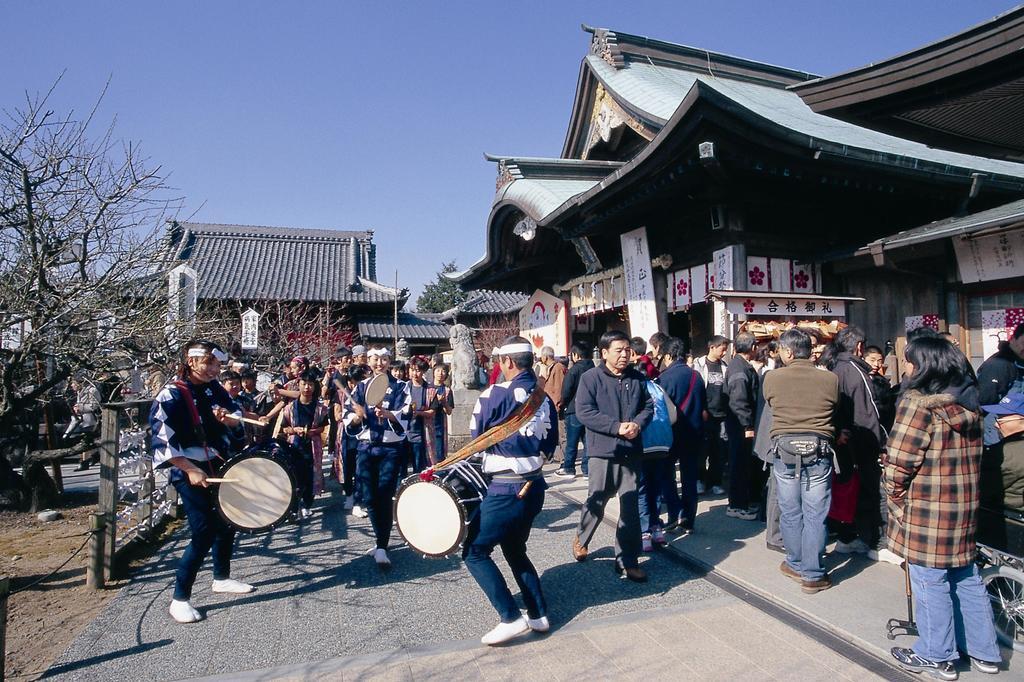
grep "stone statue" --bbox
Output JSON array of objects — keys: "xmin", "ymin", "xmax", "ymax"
[
  {"xmin": 449, "ymin": 323, "xmax": 480, "ymax": 390},
  {"xmin": 395, "ymin": 338, "xmax": 410, "ymax": 361}
]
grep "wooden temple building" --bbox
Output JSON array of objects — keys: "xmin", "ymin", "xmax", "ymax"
[{"xmin": 452, "ymin": 21, "xmax": 1024, "ymax": 359}]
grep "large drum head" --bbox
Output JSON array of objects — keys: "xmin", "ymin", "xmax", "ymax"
[
  {"xmin": 216, "ymin": 453, "xmax": 295, "ymax": 533},
  {"xmin": 395, "ymin": 480, "xmax": 465, "ymax": 557}
]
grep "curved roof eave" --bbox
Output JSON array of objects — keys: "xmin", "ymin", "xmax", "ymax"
[{"xmin": 445, "ymin": 200, "xmax": 534, "ymax": 285}]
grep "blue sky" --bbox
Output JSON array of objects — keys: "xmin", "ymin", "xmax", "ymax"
[{"xmin": 2, "ymin": 1, "xmax": 1017, "ymax": 306}]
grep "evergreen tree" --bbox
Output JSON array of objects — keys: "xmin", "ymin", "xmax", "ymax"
[{"xmin": 417, "ymin": 261, "xmax": 467, "ymax": 313}]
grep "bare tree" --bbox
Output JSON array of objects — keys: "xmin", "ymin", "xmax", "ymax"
[
  {"xmin": 0, "ymin": 81, "xmax": 182, "ymax": 456},
  {"xmin": 471, "ymin": 314, "xmax": 521, "ymax": 356}
]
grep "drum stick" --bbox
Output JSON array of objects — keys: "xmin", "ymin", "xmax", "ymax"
[
  {"xmin": 204, "ymin": 478, "xmax": 239, "ymax": 483},
  {"xmin": 221, "ymin": 414, "xmax": 268, "ymax": 427}
]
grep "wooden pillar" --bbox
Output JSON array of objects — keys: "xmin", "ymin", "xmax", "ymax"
[
  {"xmin": 86, "ymin": 513, "xmax": 106, "ymax": 589},
  {"xmin": 97, "ymin": 406, "xmax": 120, "ymax": 582},
  {"xmin": 0, "ymin": 575, "xmax": 8, "ymax": 681}
]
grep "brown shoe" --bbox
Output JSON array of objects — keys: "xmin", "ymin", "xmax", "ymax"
[
  {"xmin": 801, "ymin": 575, "xmax": 832, "ymax": 594},
  {"xmin": 615, "ymin": 563, "xmax": 648, "ymax": 583},
  {"xmin": 779, "ymin": 561, "xmax": 802, "ymax": 583},
  {"xmin": 572, "ymin": 536, "xmax": 588, "ymax": 562}
]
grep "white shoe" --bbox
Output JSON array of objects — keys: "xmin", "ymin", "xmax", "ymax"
[
  {"xmin": 373, "ymin": 548, "xmax": 391, "ymax": 567},
  {"xmin": 481, "ymin": 617, "xmax": 530, "ymax": 645},
  {"xmin": 526, "ymin": 615, "xmax": 550, "ymax": 632},
  {"xmin": 696, "ymin": 481, "xmax": 706, "ymax": 494},
  {"xmin": 352, "ymin": 505, "xmax": 368, "ymax": 518},
  {"xmin": 344, "ymin": 497, "xmax": 355, "ymax": 511},
  {"xmin": 211, "ymin": 578, "xmax": 254, "ymax": 594},
  {"xmin": 169, "ymin": 599, "xmax": 202, "ymax": 623},
  {"xmin": 710, "ymin": 485, "xmax": 725, "ymax": 495},
  {"xmin": 725, "ymin": 507, "xmax": 757, "ymax": 520},
  {"xmin": 834, "ymin": 538, "xmax": 870, "ymax": 554},
  {"xmin": 300, "ymin": 507, "xmax": 312, "ymax": 519},
  {"xmin": 867, "ymin": 547, "xmax": 903, "ymax": 565}
]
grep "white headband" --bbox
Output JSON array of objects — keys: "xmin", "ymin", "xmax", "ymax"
[
  {"xmin": 187, "ymin": 346, "xmax": 228, "ymax": 361},
  {"xmin": 498, "ymin": 342, "xmax": 533, "ymax": 355},
  {"xmin": 491, "ymin": 347, "xmax": 501, "ymax": 356},
  {"xmin": 367, "ymin": 348, "xmax": 391, "ymax": 358}
]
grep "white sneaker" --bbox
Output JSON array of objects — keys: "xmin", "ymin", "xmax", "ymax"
[
  {"xmin": 169, "ymin": 599, "xmax": 202, "ymax": 623},
  {"xmin": 834, "ymin": 538, "xmax": 870, "ymax": 554},
  {"xmin": 867, "ymin": 547, "xmax": 903, "ymax": 565},
  {"xmin": 696, "ymin": 481, "xmax": 706, "ymax": 494},
  {"xmin": 481, "ymin": 617, "xmax": 530, "ymax": 645},
  {"xmin": 726, "ymin": 507, "xmax": 757, "ymax": 520},
  {"xmin": 300, "ymin": 507, "xmax": 312, "ymax": 519},
  {"xmin": 711, "ymin": 485, "xmax": 725, "ymax": 495},
  {"xmin": 352, "ymin": 505, "xmax": 368, "ymax": 518},
  {"xmin": 211, "ymin": 578, "xmax": 254, "ymax": 594},
  {"xmin": 526, "ymin": 615, "xmax": 550, "ymax": 632},
  {"xmin": 373, "ymin": 548, "xmax": 391, "ymax": 567},
  {"xmin": 344, "ymin": 497, "xmax": 355, "ymax": 511}
]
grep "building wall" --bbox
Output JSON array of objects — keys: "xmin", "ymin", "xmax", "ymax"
[{"xmin": 842, "ymin": 269, "xmax": 941, "ymax": 347}]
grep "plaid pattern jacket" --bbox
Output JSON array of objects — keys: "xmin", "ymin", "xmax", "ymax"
[{"xmin": 883, "ymin": 390, "xmax": 982, "ymax": 568}]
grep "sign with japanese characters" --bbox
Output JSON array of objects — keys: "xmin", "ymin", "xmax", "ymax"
[
  {"xmin": 620, "ymin": 227, "xmax": 659, "ymax": 341},
  {"xmin": 241, "ymin": 308, "xmax": 260, "ymax": 350},
  {"xmin": 519, "ymin": 289, "xmax": 569, "ymax": 356},
  {"xmin": 953, "ymin": 230, "xmax": 1024, "ymax": 284},
  {"xmin": 713, "ymin": 246, "xmax": 736, "ymax": 291},
  {"xmin": 723, "ymin": 296, "xmax": 846, "ymax": 318}
]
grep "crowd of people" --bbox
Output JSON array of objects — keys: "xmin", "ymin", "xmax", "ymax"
[{"xmin": 137, "ymin": 319, "xmax": 1024, "ymax": 673}]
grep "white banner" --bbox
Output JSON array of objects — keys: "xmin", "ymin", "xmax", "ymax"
[
  {"xmin": 241, "ymin": 308, "xmax": 260, "ymax": 350},
  {"xmin": 713, "ymin": 246, "xmax": 736, "ymax": 291},
  {"xmin": 954, "ymin": 231, "xmax": 1024, "ymax": 284},
  {"xmin": 620, "ymin": 227, "xmax": 659, "ymax": 341},
  {"xmin": 724, "ymin": 296, "xmax": 846, "ymax": 318}
]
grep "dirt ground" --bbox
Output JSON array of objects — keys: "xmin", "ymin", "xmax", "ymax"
[{"xmin": 0, "ymin": 492, "xmax": 144, "ymax": 681}]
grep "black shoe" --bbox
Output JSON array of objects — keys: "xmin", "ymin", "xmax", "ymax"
[
  {"xmin": 891, "ymin": 648, "xmax": 958, "ymax": 680},
  {"xmin": 614, "ymin": 561, "xmax": 647, "ymax": 582}
]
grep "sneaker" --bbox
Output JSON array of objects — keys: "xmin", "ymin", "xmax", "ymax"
[
  {"xmin": 373, "ymin": 548, "xmax": 391, "ymax": 568},
  {"xmin": 553, "ymin": 469, "xmax": 575, "ymax": 479},
  {"xmin": 526, "ymin": 615, "xmax": 550, "ymax": 632},
  {"xmin": 696, "ymin": 481, "xmax": 706, "ymax": 495},
  {"xmin": 343, "ymin": 496, "xmax": 355, "ymax": 511},
  {"xmin": 726, "ymin": 507, "xmax": 757, "ymax": 520},
  {"xmin": 970, "ymin": 657, "xmax": 1000, "ymax": 674},
  {"xmin": 169, "ymin": 599, "xmax": 202, "ymax": 623},
  {"xmin": 652, "ymin": 528, "xmax": 667, "ymax": 546},
  {"xmin": 481, "ymin": 617, "xmax": 530, "ymax": 645},
  {"xmin": 300, "ymin": 507, "xmax": 312, "ymax": 519},
  {"xmin": 801, "ymin": 575, "xmax": 833, "ymax": 594},
  {"xmin": 833, "ymin": 538, "xmax": 870, "ymax": 554},
  {"xmin": 211, "ymin": 578, "xmax": 254, "ymax": 594},
  {"xmin": 352, "ymin": 505, "xmax": 368, "ymax": 518},
  {"xmin": 662, "ymin": 519, "xmax": 680, "ymax": 532},
  {"xmin": 891, "ymin": 648, "xmax": 958, "ymax": 680},
  {"xmin": 710, "ymin": 485, "xmax": 725, "ymax": 495},
  {"xmin": 867, "ymin": 547, "xmax": 903, "ymax": 565},
  {"xmin": 642, "ymin": 533, "xmax": 654, "ymax": 552}
]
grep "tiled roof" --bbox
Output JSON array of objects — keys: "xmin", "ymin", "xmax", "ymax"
[
  {"xmin": 487, "ymin": 156, "xmax": 623, "ymax": 221},
  {"xmin": 358, "ymin": 313, "xmax": 451, "ymax": 341},
  {"xmin": 163, "ymin": 222, "xmax": 405, "ymax": 305},
  {"xmin": 441, "ymin": 290, "xmax": 528, "ymax": 320}
]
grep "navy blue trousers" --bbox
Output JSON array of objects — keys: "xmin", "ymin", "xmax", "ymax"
[
  {"xmin": 171, "ymin": 469, "xmax": 236, "ymax": 600},
  {"xmin": 356, "ymin": 443, "xmax": 403, "ymax": 549}
]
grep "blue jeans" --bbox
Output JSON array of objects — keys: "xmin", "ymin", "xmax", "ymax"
[
  {"xmin": 909, "ymin": 563, "xmax": 1001, "ymax": 664},
  {"xmin": 356, "ymin": 443, "xmax": 403, "ymax": 549},
  {"xmin": 560, "ymin": 414, "xmax": 588, "ymax": 475},
  {"xmin": 637, "ymin": 457, "xmax": 681, "ymax": 532},
  {"xmin": 171, "ymin": 470, "xmax": 236, "ymax": 600},
  {"xmin": 774, "ymin": 455, "xmax": 832, "ymax": 581},
  {"xmin": 463, "ymin": 480, "xmax": 547, "ymax": 623},
  {"xmin": 407, "ymin": 440, "xmax": 430, "ymax": 473}
]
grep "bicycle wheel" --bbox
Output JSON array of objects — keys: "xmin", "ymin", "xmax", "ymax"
[{"xmin": 982, "ymin": 563, "xmax": 1024, "ymax": 652}]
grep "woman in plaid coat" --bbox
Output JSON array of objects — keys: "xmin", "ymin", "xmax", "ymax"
[{"xmin": 884, "ymin": 337, "xmax": 1000, "ymax": 678}]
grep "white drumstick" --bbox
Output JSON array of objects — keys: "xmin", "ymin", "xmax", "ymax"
[{"xmin": 205, "ymin": 477, "xmax": 239, "ymax": 483}]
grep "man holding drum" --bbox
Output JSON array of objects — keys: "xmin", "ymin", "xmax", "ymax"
[
  {"xmin": 150, "ymin": 339, "xmax": 255, "ymax": 624},
  {"xmin": 345, "ymin": 346, "xmax": 411, "ymax": 567},
  {"xmin": 466, "ymin": 336, "xmax": 558, "ymax": 645}
]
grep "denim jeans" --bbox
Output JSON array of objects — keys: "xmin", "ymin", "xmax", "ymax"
[
  {"xmin": 463, "ymin": 480, "xmax": 547, "ymax": 623},
  {"xmin": 171, "ymin": 470, "xmax": 236, "ymax": 600},
  {"xmin": 561, "ymin": 414, "xmax": 588, "ymax": 475},
  {"xmin": 407, "ymin": 440, "xmax": 430, "ymax": 473},
  {"xmin": 637, "ymin": 457, "xmax": 681, "ymax": 532},
  {"xmin": 356, "ymin": 443, "xmax": 403, "ymax": 549},
  {"xmin": 909, "ymin": 563, "xmax": 1001, "ymax": 664},
  {"xmin": 774, "ymin": 455, "xmax": 832, "ymax": 581}
]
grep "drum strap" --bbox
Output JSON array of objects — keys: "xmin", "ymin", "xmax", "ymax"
[{"xmin": 174, "ymin": 380, "xmax": 217, "ymax": 473}]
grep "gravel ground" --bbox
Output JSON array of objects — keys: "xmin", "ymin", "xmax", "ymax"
[{"xmin": 45, "ymin": 483, "xmax": 723, "ymax": 681}]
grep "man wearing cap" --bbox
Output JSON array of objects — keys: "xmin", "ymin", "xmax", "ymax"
[
  {"xmin": 345, "ymin": 346, "xmax": 410, "ymax": 567},
  {"xmin": 465, "ymin": 335, "xmax": 557, "ymax": 645},
  {"xmin": 351, "ymin": 345, "xmax": 368, "ymax": 367},
  {"xmin": 981, "ymin": 392, "xmax": 1024, "ymax": 515}
]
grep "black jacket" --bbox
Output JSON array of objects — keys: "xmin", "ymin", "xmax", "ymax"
[
  {"xmin": 832, "ymin": 352, "xmax": 886, "ymax": 451},
  {"xmin": 560, "ymin": 360, "xmax": 593, "ymax": 415},
  {"xmin": 575, "ymin": 364, "xmax": 654, "ymax": 459},
  {"xmin": 978, "ymin": 342, "xmax": 1024, "ymax": 407},
  {"xmin": 724, "ymin": 355, "xmax": 759, "ymax": 429}
]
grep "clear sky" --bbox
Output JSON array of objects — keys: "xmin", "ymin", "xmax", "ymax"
[{"xmin": 2, "ymin": 1, "xmax": 1017, "ymax": 306}]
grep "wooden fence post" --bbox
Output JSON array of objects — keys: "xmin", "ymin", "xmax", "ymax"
[
  {"xmin": 0, "ymin": 575, "xmax": 9, "ymax": 682},
  {"xmin": 97, "ymin": 405, "xmax": 120, "ymax": 582},
  {"xmin": 86, "ymin": 513, "xmax": 106, "ymax": 589}
]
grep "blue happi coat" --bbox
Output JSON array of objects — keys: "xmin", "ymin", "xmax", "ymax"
[
  {"xmin": 471, "ymin": 369, "xmax": 558, "ymax": 474},
  {"xmin": 150, "ymin": 379, "xmax": 243, "ymax": 467}
]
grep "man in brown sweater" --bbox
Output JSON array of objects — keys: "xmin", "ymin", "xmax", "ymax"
[{"xmin": 762, "ymin": 328, "xmax": 839, "ymax": 593}]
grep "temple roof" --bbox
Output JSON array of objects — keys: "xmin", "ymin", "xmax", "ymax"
[
  {"xmin": 440, "ymin": 289, "xmax": 528, "ymax": 320},
  {"xmin": 162, "ymin": 221, "xmax": 405, "ymax": 305},
  {"xmin": 358, "ymin": 312, "xmax": 450, "ymax": 341},
  {"xmin": 485, "ymin": 155, "xmax": 623, "ymax": 222}
]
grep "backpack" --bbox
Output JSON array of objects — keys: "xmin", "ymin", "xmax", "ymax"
[{"xmin": 641, "ymin": 381, "xmax": 674, "ymax": 455}]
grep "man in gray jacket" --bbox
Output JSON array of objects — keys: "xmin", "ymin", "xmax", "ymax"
[{"xmin": 572, "ymin": 330, "xmax": 654, "ymax": 582}]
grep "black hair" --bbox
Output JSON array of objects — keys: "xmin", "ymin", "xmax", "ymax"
[
  {"xmin": 906, "ymin": 326, "xmax": 938, "ymax": 343},
  {"xmin": 649, "ymin": 332, "xmax": 669, "ymax": 349},
  {"xmin": 766, "ymin": 340, "xmax": 779, "ymax": 353},
  {"xmin": 864, "ymin": 345, "xmax": 884, "ymax": 356},
  {"xmin": 570, "ymin": 342, "xmax": 591, "ymax": 360},
  {"xmin": 298, "ymin": 369, "xmax": 319, "ymax": 384},
  {"xmin": 707, "ymin": 335, "xmax": 730, "ymax": 349},
  {"xmin": 904, "ymin": 336, "xmax": 969, "ymax": 396},
  {"xmin": 734, "ymin": 332, "xmax": 756, "ymax": 354},
  {"xmin": 219, "ymin": 370, "xmax": 241, "ymax": 382},
  {"xmin": 348, "ymin": 365, "xmax": 369, "ymax": 383},
  {"xmin": 599, "ymin": 329, "xmax": 630, "ymax": 351},
  {"xmin": 334, "ymin": 346, "xmax": 352, "ymax": 358},
  {"xmin": 1015, "ymin": 323, "xmax": 1024, "ymax": 340},
  {"xmin": 629, "ymin": 336, "xmax": 648, "ymax": 356},
  {"xmin": 834, "ymin": 326, "xmax": 865, "ymax": 354},
  {"xmin": 176, "ymin": 338, "xmax": 225, "ymax": 379},
  {"xmin": 433, "ymin": 363, "xmax": 450, "ymax": 376},
  {"xmin": 501, "ymin": 335, "xmax": 534, "ymax": 370},
  {"xmin": 779, "ymin": 328, "xmax": 812, "ymax": 360},
  {"xmin": 410, "ymin": 357, "xmax": 429, "ymax": 372},
  {"xmin": 240, "ymin": 370, "xmax": 257, "ymax": 381},
  {"xmin": 662, "ymin": 337, "xmax": 687, "ymax": 361}
]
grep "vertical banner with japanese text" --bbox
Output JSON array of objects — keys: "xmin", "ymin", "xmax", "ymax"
[{"xmin": 620, "ymin": 227, "xmax": 659, "ymax": 341}]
